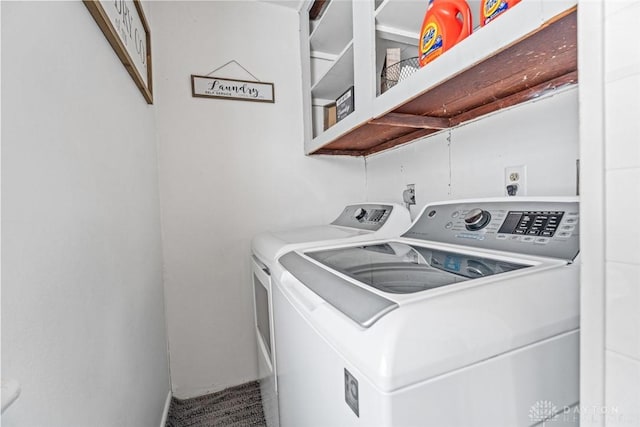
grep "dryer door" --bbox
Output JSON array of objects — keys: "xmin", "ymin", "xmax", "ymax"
[
  {"xmin": 252, "ymin": 255, "xmax": 274, "ymax": 377},
  {"xmin": 252, "ymin": 255, "xmax": 280, "ymax": 427}
]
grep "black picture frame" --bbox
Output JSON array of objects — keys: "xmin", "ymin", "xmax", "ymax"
[{"xmin": 336, "ymin": 86, "xmax": 354, "ymax": 122}]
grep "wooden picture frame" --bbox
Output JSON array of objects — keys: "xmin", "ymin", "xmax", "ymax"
[
  {"xmin": 191, "ymin": 75, "xmax": 275, "ymax": 103},
  {"xmin": 84, "ymin": 0, "xmax": 153, "ymax": 104}
]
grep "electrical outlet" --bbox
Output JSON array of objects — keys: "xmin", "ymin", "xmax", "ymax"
[
  {"xmin": 504, "ymin": 165, "xmax": 527, "ymax": 196},
  {"xmin": 403, "ymin": 184, "xmax": 416, "ymax": 207}
]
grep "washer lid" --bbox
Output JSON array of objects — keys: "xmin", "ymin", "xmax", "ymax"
[
  {"xmin": 306, "ymin": 243, "xmax": 529, "ymax": 295},
  {"xmin": 279, "ymin": 251, "xmax": 398, "ymax": 328}
]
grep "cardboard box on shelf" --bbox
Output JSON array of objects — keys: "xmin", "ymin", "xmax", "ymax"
[
  {"xmin": 324, "ymin": 103, "xmax": 337, "ymax": 130},
  {"xmin": 381, "ymin": 48, "xmax": 401, "ymax": 94}
]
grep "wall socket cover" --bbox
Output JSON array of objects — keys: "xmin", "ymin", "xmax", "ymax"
[
  {"xmin": 504, "ymin": 165, "xmax": 527, "ymax": 196},
  {"xmin": 403, "ymin": 184, "xmax": 416, "ymax": 205}
]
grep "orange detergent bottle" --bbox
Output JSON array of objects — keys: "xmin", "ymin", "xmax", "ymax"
[
  {"xmin": 480, "ymin": 0, "xmax": 521, "ymax": 26},
  {"xmin": 418, "ymin": 0, "xmax": 472, "ymax": 68}
]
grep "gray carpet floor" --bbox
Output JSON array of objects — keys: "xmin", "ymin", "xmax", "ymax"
[{"xmin": 166, "ymin": 381, "xmax": 267, "ymax": 427}]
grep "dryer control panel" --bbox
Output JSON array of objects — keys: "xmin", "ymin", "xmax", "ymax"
[
  {"xmin": 402, "ymin": 199, "xmax": 580, "ymax": 261},
  {"xmin": 331, "ymin": 204, "xmax": 393, "ymax": 231}
]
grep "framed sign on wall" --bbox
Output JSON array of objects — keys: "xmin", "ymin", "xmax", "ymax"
[
  {"xmin": 191, "ymin": 75, "xmax": 275, "ymax": 103},
  {"xmin": 84, "ymin": 0, "xmax": 153, "ymax": 104}
]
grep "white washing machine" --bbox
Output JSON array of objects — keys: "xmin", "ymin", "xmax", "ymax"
[
  {"xmin": 250, "ymin": 203, "xmax": 411, "ymax": 427},
  {"xmin": 273, "ymin": 197, "xmax": 580, "ymax": 427}
]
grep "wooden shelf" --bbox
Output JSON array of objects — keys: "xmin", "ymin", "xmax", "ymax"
[
  {"xmin": 375, "ymin": 0, "xmax": 425, "ymax": 36},
  {"xmin": 311, "ymin": 41, "xmax": 354, "ymax": 101},
  {"xmin": 311, "ymin": 7, "xmax": 577, "ymax": 156},
  {"xmin": 376, "ymin": 0, "xmax": 484, "ymax": 36},
  {"xmin": 309, "ymin": 0, "xmax": 353, "ymax": 55}
]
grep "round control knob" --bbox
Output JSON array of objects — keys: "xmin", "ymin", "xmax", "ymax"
[
  {"xmin": 353, "ymin": 208, "xmax": 367, "ymax": 221},
  {"xmin": 464, "ymin": 208, "xmax": 492, "ymax": 231}
]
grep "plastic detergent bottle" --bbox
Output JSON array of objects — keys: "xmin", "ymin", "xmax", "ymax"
[
  {"xmin": 480, "ymin": 0, "xmax": 521, "ymax": 26},
  {"xmin": 418, "ymin": 0, "xmax": 472, "ymax": 68}
]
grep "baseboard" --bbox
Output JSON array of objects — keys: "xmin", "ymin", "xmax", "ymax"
[{"xmin": 160, "ymin": 390, "xmax": 172, "ymax": 427}]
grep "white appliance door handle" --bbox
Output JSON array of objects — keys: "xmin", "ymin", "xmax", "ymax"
[{"xmin": 252, "ymin": 255, "xmax": 270, "ymax": 276}]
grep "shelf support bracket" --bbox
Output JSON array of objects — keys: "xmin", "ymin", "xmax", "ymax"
[{"xmin": 369, "ymin": 113, "xmax": 451, "ymax": 130}]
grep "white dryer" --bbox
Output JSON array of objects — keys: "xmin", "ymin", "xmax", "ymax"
[
  {"xmin": 250, "ymin": 203, "xmax": 411, "ymax": 427},
  {"xmin": 274, "ymin": 198, "xmax": 580, "ymax": 427}
]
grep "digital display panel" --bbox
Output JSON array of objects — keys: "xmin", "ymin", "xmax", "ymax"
[{"xmin": 497, "ymin": 211, "xmax": 565, "ymax": 237}]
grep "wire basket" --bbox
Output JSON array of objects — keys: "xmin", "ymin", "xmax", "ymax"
[{"xmin": 381, "ymin": 57, "xmax": 419, "ymax": 92}]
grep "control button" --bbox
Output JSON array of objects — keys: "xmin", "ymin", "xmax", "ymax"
[
  {"xmin": 561, "ymin": 225, "xmax": 575, "ymax": 232},
  {"xmin": 527, "ymin": 230, "xmax": 540, "ymax": 236},
  {"xmin": 535, "ymin": 237, "xmax": 551, "ymax": 245},
  {"xmin": 445, "ymin": 222, "xmax": 453, "ymax": 229},
  {"xmin": 514, "ymin": 229, "xmax": 526, "ymax": 235},
  {"xmin": 455, "ymin": 233, "xmax": 486, "ymax": 241},
  {"xmin": 541, "ymin": 230, "xmax": 554, "ymax": 237},
  {"xmin": 565, "ymin": 217, "xmax": 578, "ymax": 224},
  {"xmin": 509, "ymin": 235, "xmax": 522, "ymax": 242},
  {"xmin": 496, "ymin": 234, "xmax": 508, "ymax": 240},
  {"xmin": 557, "ymin": 231, "xmax": 572, "ymax": 239},
  {"xmin": 354, "ymin": 208, "xmax": 367, "ymax": 221},
  {"xmin": 428, "ymin": 210, "xmax": 437, "ymax": 218},
  {"xmin": 451, "ymin": 211, "xmax": 460, "ymax": 218},
  {"xmin": 521, "ymin": 236, "xmax": 536, "ymax": 243},
  {"xmin": 369, "ymin": 210, "xmax": 384, "ymax": 222},
  {"xmin": 464, "ymin": 208, "xmax": 492, "ymax": 231}
]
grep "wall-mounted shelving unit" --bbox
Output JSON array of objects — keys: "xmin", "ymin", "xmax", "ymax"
[
  {"xmin": 300, "ymin": 0, "xmax": 578, "ymax": 157},
  {"xmin": 304, "ymin": 0, "xmax": 355, "ymax": 139}
]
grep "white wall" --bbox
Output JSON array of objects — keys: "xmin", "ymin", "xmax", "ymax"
[
  {"xmin": 151, "ymin": 1, "xmax": 365, "ymax": 398},
  {"xmin": 578, "ymin": 2, "xmax": 606, "ymax": 424},
  {"xmin": 581, "ymin": 2, "xmax": 640, "ymax": 425},
  {"xmin": 603, "ymin": 3, "xmax": 640, "ymax": 424},
  {"xmin": 365, "ymin": 88, "xmax": 579, "ymax": 216},
  {"xmin": 1, "ymin": 2, "xmax": 170, "ymax": 426},
  {"xmin": 580, "ymin": 1, "xmax": 640, "ymax": 426}
]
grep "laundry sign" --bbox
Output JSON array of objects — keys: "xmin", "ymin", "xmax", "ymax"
[{"xmin": 191, "ymin": 75, "xmax": 275, "ymax": 103}]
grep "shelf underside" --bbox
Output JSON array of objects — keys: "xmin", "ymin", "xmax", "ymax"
[{"xmin": 312, "ymin": 8, "xmax": 577, "ymax": 157}]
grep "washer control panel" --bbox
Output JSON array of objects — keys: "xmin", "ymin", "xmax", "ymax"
[
  {"xmin": 497, "ymin": 210, "xmax": 565, "ymax": 237},
  {"xmin": 331, "ymin": 204, "xmax": 393, "ymax": 231},
  {"xmin": 402, "ymin": 200, "xmax": 580, "ymax": 261}
]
